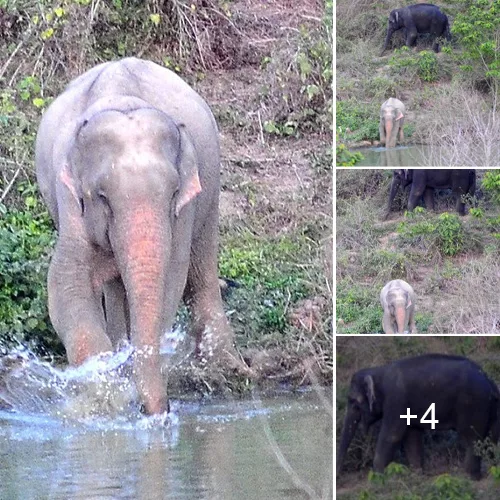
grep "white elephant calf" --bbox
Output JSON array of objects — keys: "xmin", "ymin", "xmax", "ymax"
[
  {"xmin": 380, "ymin": 98, "xmax": 405, "ymax": 148},
  {"xmin": 380, "ymin": 279, "xmax": 416, "ymax": 334}
]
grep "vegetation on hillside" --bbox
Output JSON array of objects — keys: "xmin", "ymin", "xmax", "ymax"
[
  {"xmin": 0, "ymin": 0, "xmax": 332, "ymax": 389},
  {"xmin": 336, "ymin": 0, "xmax": 500, "ymax": 166},
  {"xmin": 336, "ymin": 169, "xmax": 500, "ymax": 334},
  {"xmin": 336, "ymin": 336, "xmax": 500, "ymax": 499}
]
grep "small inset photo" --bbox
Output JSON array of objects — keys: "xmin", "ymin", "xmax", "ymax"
[
  {"xmin": 336, "ymin": 1, "xmax": 500, "ymax": 167},
  {"xmin": 336, "ymin": 168, "xmax": 500, "ymax": 335},
  {"xmin": 336, "ymin": 336, "xmax": 500, "ymax": 498}
]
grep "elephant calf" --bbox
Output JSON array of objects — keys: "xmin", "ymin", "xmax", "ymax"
[
  {"xmin": 380, "ymin": 279, "xmax": 416, "ymax": 334},
  {"xmin": 380, "ymin": 98, "xmax": 405, "ymax": 148},
  {"xmin": 337, "ymin": 354, "xmax": 500, "ymax": 480}
]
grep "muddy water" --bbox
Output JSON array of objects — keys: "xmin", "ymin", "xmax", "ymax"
[
  {"xmin": 0, "ymin": 348, "xmax": 332, "ymax": 499},
  {"xmin": 353, "ymin": 145, "xmax": 432, "ymax": 166}
]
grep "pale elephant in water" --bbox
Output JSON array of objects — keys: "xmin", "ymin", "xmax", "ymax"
[
  {"xmin": 35, "ymin": 57, "xmax": 249, "ymax": 415},
  {"xmin": 380, "ymin": 279, "xmax": 416, "ymax": 334},
  {"xmin": 380, "ymin": 98, "xmax": 405, "ymax": 148}
]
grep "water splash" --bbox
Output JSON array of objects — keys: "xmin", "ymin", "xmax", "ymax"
[{"xmin": 0, "ymin": 341, "xmax": 179, "ymax": 429}]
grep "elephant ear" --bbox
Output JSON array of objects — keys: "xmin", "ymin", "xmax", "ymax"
[
  {"xmin": 59, "ymin": 163, "xmax": 84, "ymax": 214},
  {"xmin": 406, "ymin": 291, "xmax": 412, "ymax": 309},
  {"xmin": 364, "ymin": 375, "xmax": 376, "ymax": 413},
  {"xmin": 175, "ymin": 124, "xmax": 202, "ymax": 217},
  {"xmin": 395, "ymin": 109, "xmax": 404, "ymax": 121}
]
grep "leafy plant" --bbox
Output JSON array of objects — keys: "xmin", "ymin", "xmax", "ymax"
[
  {"xmin": 0, "ymin": 183, "xmax": 59, "ymax": 353},
  {"xmin": 452, "ymin": 0, "xmax": 500, "ymax": 92}
]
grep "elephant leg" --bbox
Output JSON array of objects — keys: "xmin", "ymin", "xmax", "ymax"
[
  {"xmin": 406, "ymin": 28, "xmax": 418, "ymax": 48},
  {"xmin": 184, "ymin": 209, "xmax": 236, "ymax": 362},
  {"xmin": 373, "ymin": 421, "xmax": 405, "ymax": 473},
  {"xmin": 379, "ymin": 120, "xmax": 386, "ymax": 145},
  {"xmin": 103, "ymin": 278, "xmax": 129, "ymax": 349},
  {"xmin": 382, "ymin": 312, "xmax": 395, "ymax": 334},
  {"xmin": 48, "ymin": 240, "xmax": 112, "ymax": 365},
  {"xmin": 404, "ymin": 428, "xmax": 423, "ymax": 472},
  {"xmin": 408, "ymin": 308, "xmax": 417, "ymax": 334},
  {"xmin": 463, "ymin": 437, "xmax": 481, "ymax": 480},
  {"xmin": 398, "ymin": 118, "xmax": 405, "ymax": 142},
  {"xmin": 408, "ymin": 185, "xmax": 424, "ymax": 211},
  {"xmin": 455, "ymin": 194, "xmax": 466, "ymax": 215},
  {"xmin": 423, "ymin": 188, "xmax": 435, "ymax": 211}
]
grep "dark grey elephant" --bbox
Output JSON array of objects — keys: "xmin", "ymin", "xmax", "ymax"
[
  {"xmin": 381, "ymin": 3, "xmax": 451, "ymax": 55},
  {"xmin": 380, "ymin": 98, "xmax": 405, "ymax": 148},
  {"xmin": 35, "ymin": 58, "xmax": 246, "ymax": 415},
  {"xmin": 385, "ymin": 169, "xmax": 476, "ymax": 219},
  {"xmin": 337, "ymin": 354, "xmax": 500, "ymax": 480}
]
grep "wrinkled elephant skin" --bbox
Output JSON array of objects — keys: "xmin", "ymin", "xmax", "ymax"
[
  {"xmin": 380, "ymin": 98, "xmax": 405, "ymax": 148},
  {"xmin": 380, "ymin": 279, "xmax": 416, "ymax": 334},
  {"xmin": 337, "ymin": 354, "xmax": 500, "ymax": 480},
  {"xmin": 35, "ymin": 58, "xmax": 238, "ymax": 415}
]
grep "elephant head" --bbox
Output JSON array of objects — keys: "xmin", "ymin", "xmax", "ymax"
[
  {"xmin": 385, "ymin": 169, "xmax": 412, "ymax": 219},
  {"xmin": 386, "ymin": 289, "xmax": 411, "ymax": 334},
  {"xmin": 60, "ymin": 106, "xmax": 202, "ymax": 414},
  {"xmin": 337, "ymin": 369, "xmax": 382, "ymax": 475},
  {"xmin": 381, "ymin": 8, "xmax": 407, "ymax": 54}
]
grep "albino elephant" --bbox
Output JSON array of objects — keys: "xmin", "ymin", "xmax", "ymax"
[
  {"xmin": 380, "ymin": 98, "xmax": 405, "ymax": 148},
  {"xmin": 35, "ymin": 58, "xmax": 242, "ymax": 415},
  {"xmin": 380, "ymin": 279, "xmax": 416, "ymax": 334}
]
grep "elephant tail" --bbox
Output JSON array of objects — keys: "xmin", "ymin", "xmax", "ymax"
[
  {"xmin": 444, "ymin": 17, "xmax": 451, "ymax": 42},
  {"xmin": 489, "ymin": 382, "xmax": 500, "ymax": 444},
  {"xmin": 468, "ymin": 169, "xmax": 476, "ymax": 196},
  {"xmin": 492, "ymin": 395, "xmax": 500, "ymax": 444}
]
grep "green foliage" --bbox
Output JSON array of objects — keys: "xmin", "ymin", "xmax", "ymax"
[
  {"xmin": 0, "ymin": 183, "xmax": 58, "ymax": 352},
  {"xmin": 218, "ymin": 232, "xmax": 316, "ymax": 343},
  {"xmin": 429, "ymin": 474, "xmax": 474, "ymax": 500},
  {"xmin": 397, "ymin": 211, "xmax": 464, "ymax": 257},
  {"xmin": 452, "ymin": 0, "xmax": 500, "ymax": 90},
  {"xmin": 389, "ymin": 49, "xmax": 439, "ymax": 83},
  {"xmin": 436, "ymin": 213, "xmax": 464, "ymax": 256},
  {"xmin": 336, "ymin": 140, "xmax": 364, "ymax": 166},
  {"xmin": 482, "ymin": 170, "xmax": 500, "ymax": 205},
  {"xmin": 418, "ymin": 51, "xmax": 439, "ymax": 83},
  {"xmin": 336, "ymin": 99, "xmax": 379, "ymax": 143},
  {"xmin": 490, "ymin": 466, "xmax": 500, "ymax": 484},
  {"xmin": 336, "ymin": 280, "xmax": 381, "ymax": 334}
]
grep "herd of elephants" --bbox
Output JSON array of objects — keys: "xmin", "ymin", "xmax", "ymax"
[{"xmin": 378, "ymin": 3, "xmax": 451, "ymax": 148}]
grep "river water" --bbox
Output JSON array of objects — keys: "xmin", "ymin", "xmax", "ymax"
[
  {"xmin": 353, "ymin": 145, "xmax": 432, "ymax": 166},
  {"xmin": 0, "ymin": 347, "xmax": 332, "ymax": 499}
]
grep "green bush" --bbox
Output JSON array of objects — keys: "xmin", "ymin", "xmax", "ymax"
[
  {"xmin": 219, "ymin": 232, "xmax": 319, "ymax": 343},
  {"xmin": 397, "ymin": 211, "xmax": 465, "ymax": 257},
  {"xmin": 0, "ymin": 183, "xmax": 59, "ymax": 353},
  {"xmin": 389, "ymin": 49, "xmax": 439, "ymax": 83},
  {"xmin": 336, "ymin": 279, "xmax": 381, "ymax": 334},
  {"xmin": 336, "ymin": 99, "xmax": 379, "ymax": 143}
]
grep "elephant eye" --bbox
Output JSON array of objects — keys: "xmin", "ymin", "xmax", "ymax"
[{"xmin": 79, "ymin": 198, "xmax": 85, "ymax": 215}]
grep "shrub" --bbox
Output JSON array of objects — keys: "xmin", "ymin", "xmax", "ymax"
[{"xmin": 0, "ymin": 183, "xmax": 59, "ymax": 353}]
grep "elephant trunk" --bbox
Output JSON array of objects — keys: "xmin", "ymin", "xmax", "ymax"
[
  {"xmin": 385, "ymin": 175, "xmax": 401, "ymax": 218},
  {"xmin": 114, "ymin": 205, "xmax": 169, "ymax": 415},
  {"xmin": 384, "ymin": 118, "xmax": 393, "ymax": 148},
  {"xmin": 337, "ymin": 407, "xmax": 361, "ymax": 476},
  {"xmin": 394, "ymin": 303, "xmax": 406, "ymax": 334},
  {"xmin": 381, "ymin": 27, "xmax": 394, "ymax": 55}
]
